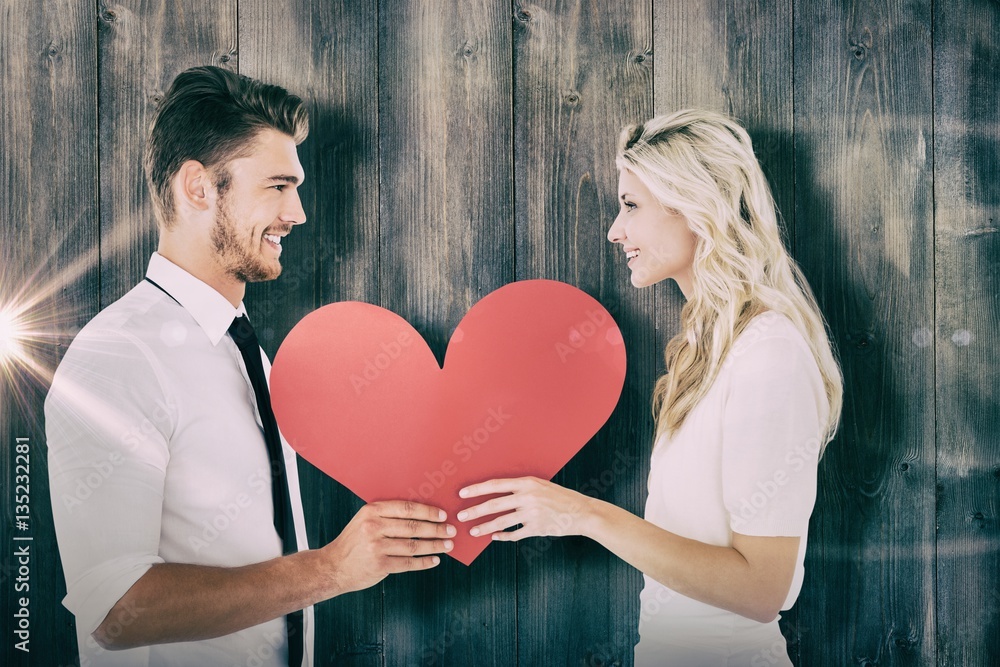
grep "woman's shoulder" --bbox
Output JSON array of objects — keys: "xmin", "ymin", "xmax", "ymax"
[
  {"xmin": 721, "ymin": 310, "xmax": 816, "ymax": 375},
  {"xmin": 718, "ymin": 310, "xmax": 830, "ymax": 430},
  {"xmin": 743, "ymin": 309, "xmax": 803, "ymax": 340}
]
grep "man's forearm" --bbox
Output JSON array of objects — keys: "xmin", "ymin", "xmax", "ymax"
[
  {"xmin": 94, "ymin": 549, "xmax": 334, "ymax": 650},
  {"xmin": 93, "ymin": 499, "xmax": 453, "ymax": 651}
]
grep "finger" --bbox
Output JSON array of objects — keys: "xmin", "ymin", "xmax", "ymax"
[
  {"xmin": 372, "ymin": 500, "xmax": 447, "ymax": 522},
  {"xmin": 382, "ymin": 537, "xmax": 454, "ymax": 558},
  {"xmin": 385, "ymin": 555, "xmax": 442, "ymax": 573},
  {"xmin": 458, "ymin": 477, "xmax": 533, "ymax": 499},
  {"xmin": 456, "ymin": 496, "xmax": 520, "ymax": 523},
  {"xmin": 490, "ymin": 528, "xmax": 530, "ymax": 542},
  {"xmin": 468, "ymin": 512, "xmax": 525, "ymax": 537},
  {"xmin": 381, "ymin": 518, "xmax": 457, "ymax": 540}
]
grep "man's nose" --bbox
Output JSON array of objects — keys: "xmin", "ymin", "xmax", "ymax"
[{"xmin": 282, "ymin": 190, "xmax": 307, "ymax": 225}]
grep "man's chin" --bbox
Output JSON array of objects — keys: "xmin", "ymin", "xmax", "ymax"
[{"xmin": 235, "ymin": 263, "xmax": 282, "ymax": 283}]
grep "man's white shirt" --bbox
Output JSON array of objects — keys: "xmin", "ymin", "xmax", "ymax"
[{"xmin": 46, "ymin": 252, "xmax": 314, "ymax": 667}]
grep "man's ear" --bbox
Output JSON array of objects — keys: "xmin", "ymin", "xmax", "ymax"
[{"xmin": 172, "ymin": 160, "xmax": 216, "ymax": 214}]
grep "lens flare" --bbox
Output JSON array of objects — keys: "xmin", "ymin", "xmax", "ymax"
[
  {"xmin": 0, "ymin": 298, "xmax": 55, "ymax": 386},
  {"xmin": 0, "ymin": 306, "xmax": 27, "ymax": 365},
  {"xmin": 0, "ymin": 214, "xmax": 148, "ymax": 429},
  {"xmin": 0, "ymin": 291, "xmax": 87, "ymax": 431}
]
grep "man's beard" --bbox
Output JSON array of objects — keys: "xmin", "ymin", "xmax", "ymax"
[{"xmin": 210, "ymin": 200, "xmax": 280, "ymax": 283}]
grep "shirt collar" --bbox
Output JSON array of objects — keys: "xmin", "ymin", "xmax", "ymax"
[{"xmin": 145, "ymin": 253, "xmax": 247, "ymax": 346}]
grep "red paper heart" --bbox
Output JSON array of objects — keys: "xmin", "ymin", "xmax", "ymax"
[{"xmin": 270, "ymin": 280, "xmax": 626, "ymax": 564}]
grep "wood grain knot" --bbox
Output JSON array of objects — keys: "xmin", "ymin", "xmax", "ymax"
[
  {"xmin": 100, "ymin": 9, "xmax": 117, "ymax": 23},
  {"xmin": 847, "ymin": 330, "xmax": 876, "ymax": 352},
  {"xmin": 563, "ymin": 91, "xmax": 581, "ymax": 108},
  {"xmin": 849, "ymin": 30, "xmax": 872, "ymax": 61},
  {"xmin": 899, "ymin": 462, "xmax": 909, "ymax": 472},
  {"xmin": 514, "ymin": 9, "xmax": 532, "ymax": 23},
  {"xmin": 460, "ymin": 40, "xmax": 477, "ymax": 58}
]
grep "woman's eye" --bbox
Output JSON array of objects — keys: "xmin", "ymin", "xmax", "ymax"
[{"xmin": 623, "ymin": 201, "xmax": 636, "ymax": 211}]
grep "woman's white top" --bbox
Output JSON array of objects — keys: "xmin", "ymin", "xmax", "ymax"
[{"xmin": 634, "ymin": 311, "xmax": 829, "ymax": 665}]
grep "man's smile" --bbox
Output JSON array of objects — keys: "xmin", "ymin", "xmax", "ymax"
[{"xmin": 263, "ymin": 232, "xmax": 283, "ymax": 246}]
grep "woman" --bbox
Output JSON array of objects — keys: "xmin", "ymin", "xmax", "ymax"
[{"xmin": 458, "ymin": 110, "xmax": 843, "ymax": 665}]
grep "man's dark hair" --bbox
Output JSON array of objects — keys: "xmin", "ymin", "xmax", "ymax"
[{"xmin": 144, "ymin": 66, "xmax": 309, "ymax": 228}]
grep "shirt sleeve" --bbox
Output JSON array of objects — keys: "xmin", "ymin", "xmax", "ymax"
[
  {"xmin": 721, "ymin": 333, "xmax": 828, "ymax": 537},
  {"xmin": 45, "ymin": 326, "xmax": 173, "ymax": 635}
]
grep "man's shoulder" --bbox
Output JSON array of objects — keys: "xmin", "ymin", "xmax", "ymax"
[
  {"xmin": 73, "ymin": 281, "xmax": 171, "ymax": 345},
  {"xmin": 57, "ymin": 281, "xmax": 179, "ymax": 376},
  {"xmin": 46, "ymin": 283, "xmax": 173, "ymax": 418}
]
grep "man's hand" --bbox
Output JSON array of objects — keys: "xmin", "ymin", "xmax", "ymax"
[{"xmin": 320, "ymin": 500, "xmax": 455, "ymax": 595}]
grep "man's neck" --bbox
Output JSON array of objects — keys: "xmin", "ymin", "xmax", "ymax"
[{"xmin": 156, "ymin": 245, "xmax": 246, "ymax": 308}]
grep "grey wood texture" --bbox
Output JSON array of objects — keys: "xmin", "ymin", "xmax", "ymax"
[
  {"xmin": 0, "ymin": 1, "xmax": 996, "ymax": 665},
  {"xmin": 1, "ymin": 1, "xmax": 99, "ymax": 664},
  {"xmin": 933, "ymin": 2, "xmax": 1000, "ymax": 665}
]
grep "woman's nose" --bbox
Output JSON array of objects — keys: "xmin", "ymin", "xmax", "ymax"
[{"xmin": 607, "ymin": 213, "xmax": 625, "ymax": 244}]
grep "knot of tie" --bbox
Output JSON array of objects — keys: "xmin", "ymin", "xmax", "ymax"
[{"xmin": 228, "ymin": 315, "xmax": 258, "ymax": 349}]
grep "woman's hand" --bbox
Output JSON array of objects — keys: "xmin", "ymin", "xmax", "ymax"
[{"xmin": 456, "ymin": 476, "xmax": 597, "ymax": 541}]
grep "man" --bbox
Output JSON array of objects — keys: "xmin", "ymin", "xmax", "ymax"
[{"xmin": 45, "ymin": 66, "xmax": 455, "ymax": 667}]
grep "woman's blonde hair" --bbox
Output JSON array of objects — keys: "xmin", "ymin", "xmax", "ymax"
[{"xmin": 616, "ymin": 109, "xmax": 842, "ymax": 451}]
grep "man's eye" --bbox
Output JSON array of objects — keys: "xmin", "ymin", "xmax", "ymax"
[{"xmin": 272, "ymin": 185, "xmax": 286, "ymax": 192}]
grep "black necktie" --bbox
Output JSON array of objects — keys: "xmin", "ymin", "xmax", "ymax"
[{"xmin": 228, "ymin": 315, "xmax": 304, "ymax": 667}]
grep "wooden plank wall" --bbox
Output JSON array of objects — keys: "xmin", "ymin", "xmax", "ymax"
[
  {"xmin": 0, "ymin": 0, "xmax": 99, "ymax": 663},
  {"xmin": 793, "ymin": 2, "xmax": 938, "ymax": 665},
  {"xmin": 934, "ymin": 2, "xmax": 1000, "ymax": 664},
  {"xmin": 1, "ymin": 1, "xmax": 997, "ymax": 665}
]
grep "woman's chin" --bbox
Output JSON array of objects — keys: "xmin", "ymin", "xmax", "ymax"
[
  {"xmin": 629, "ymin": 268, "xmax": 663, "ymax": 289},
  {"xmin": 629, "ymin": 273, "xmax": 653, "ymax": 289}
]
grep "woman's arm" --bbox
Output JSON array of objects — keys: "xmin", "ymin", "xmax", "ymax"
[{"xmin": 458, "ymin": 477, "xmax": 798, "ymax": 623}]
